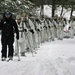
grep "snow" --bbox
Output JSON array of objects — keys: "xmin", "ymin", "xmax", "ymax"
[{"xmin": 0, "ymin": 35, "xmax": 75, "ymax": 75}]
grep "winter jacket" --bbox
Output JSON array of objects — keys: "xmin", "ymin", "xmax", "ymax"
[{"xmin": 0, "ymin": 17, "xmax": 19, "ymax": 40}]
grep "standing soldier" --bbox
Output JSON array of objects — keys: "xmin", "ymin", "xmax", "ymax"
[
  {"xmin": 57, "ymin": 17, "xmax": 64, "ymax": 40},
  {"xmin": 45, "ymin": 17, "xmax": 51, "ymax": 41},
  {"xmin": 14, "ymin": 15, "xmax": 26, "ymax": 56},
  {"xmin": 69, "ymin": 17, "xmax": 75, "ymax": 38},
  {"xmin": 53, "ymin": 15, "xmax": 59, "ymax": 38},
  {"xmin": 21, "ymin": 13, "xmax": 30, "ymax": 51},
  {"xmin": 40, "ymin": 16, "xmax": 45, "ymax": 43},
  {"xmin": 28, "ymin": 16, "xmax": 38, "ymax": 53},
  {"xmin": 21, "ymin": 13, "xmax": 36, "ymax": 56},
  {"xmin": 0, "ymin": 11, "xmax": 19, "ymax": 61},
  {"xmin": 35, "ymin": 18, "xmax": 41, "ymax": 48},
  {"xmin": 49, "ymin": 17, "xmax": 55, "ymax": 41}
]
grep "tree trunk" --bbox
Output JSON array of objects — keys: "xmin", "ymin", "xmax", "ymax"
[
  {"xmin": 60, "ymin": 5, "xmax": 64, "ymax": 17},
  {"xmin": 40, "ymin": 0, "xmax": 44, "ymax": 18},
  {"xmin": 70, "ymin": 5, "xmax": 73, "ymax": 19},
  {"xmin": 52, "ymin": 0, "xmax": 56, "ymax": 17}
]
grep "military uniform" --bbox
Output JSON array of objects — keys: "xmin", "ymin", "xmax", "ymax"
[
  {"xmin": 57, "ymin": 17, "xmax": 64, "ymax": 40},
  {"xmin": 14, "ymin": 15, "xmax": 26, "ymax": 56},
  {"xmin": 49, "ymin": 18, "xmax": 55, "ymax": 41}
]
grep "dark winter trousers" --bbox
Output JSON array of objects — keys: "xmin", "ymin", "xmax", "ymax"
[{"xmin": 1, "ymin": 34, "xmax": 14, "ymax": 58}]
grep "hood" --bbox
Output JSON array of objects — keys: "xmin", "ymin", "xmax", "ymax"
[{"xmin": 3, "ymin": 11, "xmax": 12, "ymax": 20}]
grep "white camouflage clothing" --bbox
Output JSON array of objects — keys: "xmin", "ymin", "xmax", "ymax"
[
  {"xmin": 35, "ymin": 21, "xmax": 41, "ymax": 47},
  {"xmin": 28, "ymin": 18, "xmax": 38, "ymax": 50},
  {"xmin": 44, "ymin": 20, "xmax": 50, "ymax": 41},
  {"xmin": 53, "ymin": 20, "xmax": 58, "ymax": 38},
  {"xmin": 49, "ymin": 20, "xmax": 55, "ymax": 41},
  {"xmin": 40, "ymin": 19, "xmax": 45, "ymax": 43},
  {"xmin": 57, "ymin": 19, "xmax": 64, "ymax": 40},
  {"xmin": 14, "ymin": 21, "xmax": 26, "ymax": 55},
  {"xmin": 69, "ymin": 20, "xmax": 75, "ymax": 38}
]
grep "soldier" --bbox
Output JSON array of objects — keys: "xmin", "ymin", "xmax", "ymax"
[
  {"xmin": 21, "ymin": 13, "xmax": 30, "ymax": 51},
  {"xmin": 14, "ymin": 15, "xmax": 26, "ymax": 56},
  {"xmin": 35, "ymin": 18, "xmax": 41, "ymax": 47},
  {"xmin": 28, "ymin": 15, "xmax": 38, "ymax": 53},
  {"xmin": 40, "ymin": 16, "xmax": 45, "ymax": 43},
  {"xmin": 69, "ymin": 17, "xmax": 75, "ymax": 38},
  {"xmin": 57, "ymin": 17, "xmax": 64, "ymax": 40},
  {"xmin": 21, "ymin": 13, "xmax": 36, "ymax": 56},
  {"xmin": 49, "ymin": 17, "xmax": 55, "ymax": 41},
  {"xmin": 53, "ymin": 15, "xmax": 59, "ymax": 38},
  {"xmin": 45, "ymin": 17, "xmax": 51, "ymax": 41}
]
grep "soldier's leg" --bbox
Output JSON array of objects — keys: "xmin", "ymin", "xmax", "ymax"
[
  {"xmin": 25, "ymin": 33, "xmax": 31, "ymax": 52},
  {"xmin": 51, "ymin": 27, "xmax": 55, "ymax": 41},
  {"xmin": 60, "ymin": 29, "xmax": 63, "ymax": 40},
  {"xmin": 8, "ymin": 36, "xmax": 14, "ymax": 59},
  {"xmin": 47, "ymin": 25, "xmax": 51, "ymax": 41},
  {"xmin": 26, "ymin": 32, "xmax": 34, "ymax": 56},
  {"xmin": 57, "ymin": 28, "xmax": 60, "ymax": 40},
  {"xmin": 20, "ymin": 41, "xmax": 26, "ymax": 56},
  {"xmin": 37, "ymin": 31, "xmax": 41, "ymax": 47},
  {"xmin": 70, "ymin": 28, "xmax": 74, "ymax": 38},
  {"xmin": 54, "ymin": 27, "xmax": 57, "ymax": 38},
  {"xmin": 43, "ymin": 28, "xmax": 46, "ymax": 42},
  {"xmin": 39, "ymin": 31, "xmax": 42, "ymax": 45},
  {"xmin": 47, "ymin": 28, "xmax": 50, "ymax": 41},
  {"xmin": 42, "ymin": 29, "xmax": 45, "ymax": 43},
  {"xmin": 1, "ymin": 36, "xmax": 7, "ymax": 59},
  {"xmin": 32, "ymin": 34, "xmax": 37, "ymax": 49}
]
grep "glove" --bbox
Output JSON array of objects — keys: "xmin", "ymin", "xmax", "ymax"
[
  {"xmin": 37, "ymin": 29, "xmax": 40, "ymax": 32},
  {"xmin": 68, "ymin": 26, "xmax": 71, "ymax": 30},
  {"xmin": 30, "ymin": 29, "xmax": 34, "ymax": 34},
  {"xmin": 24, "ymin": 29, "xmax": 27, "ymax": 32},
  {"xmin": 44, "ymin": 26, "xmax": 47, "ymax": 29},
  {"xmin": 16, "ymin": 35, "xmax": 19, "ymax": 40},
  {"xmin": 48, "ymin": 26, "xmax": 50, "ymax": 28}
]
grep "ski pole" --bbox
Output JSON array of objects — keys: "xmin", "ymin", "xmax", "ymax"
[{"xmin": 17, "ymin": 40, "xmax": 20, "ymax": 61}]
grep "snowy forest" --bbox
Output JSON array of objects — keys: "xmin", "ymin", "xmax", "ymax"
[
  {"xmin": 0, "ymin": 0, "xmax": 75, "ymax": 75},
  {"xmin": 0, "ymin": 0, "xmax": 75, "ymax": 19}
]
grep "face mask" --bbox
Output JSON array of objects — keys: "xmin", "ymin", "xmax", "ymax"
[
  {"xmin": 5, "ymin": 14, "xmax": 11, "ymax": 19},
  {"xmin": 17, "ymin": 19, "xmax": 21, "ymax": 23}
]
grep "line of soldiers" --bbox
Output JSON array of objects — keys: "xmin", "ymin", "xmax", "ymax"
[{"xmin": 14, "ymin": 13, "xmax": 75, "ymax": 57}]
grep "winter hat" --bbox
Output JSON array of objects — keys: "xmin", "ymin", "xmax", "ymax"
[
  {"xmin": 16, "ymin": 15, "xmax": 21, "ymax": 20},
  {"xmin": 21, "ymin": 13, "xmax": 26, "ymax": 17},
  {"xmin": 3, "ymin": 10, "xmax": 12, "ymax": 18}
]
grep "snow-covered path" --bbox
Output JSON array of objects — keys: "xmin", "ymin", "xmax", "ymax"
[{"xmin": 0, "ymin": 38, "xmax": 75, "ymax": 75}]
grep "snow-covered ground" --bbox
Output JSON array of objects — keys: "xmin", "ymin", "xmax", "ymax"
[{"xmin": 0, "ymin": 35, "xmax": 75, "ymax": 75}]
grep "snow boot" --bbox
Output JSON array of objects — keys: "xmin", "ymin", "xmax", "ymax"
[{"xmin": 1, "ymin": 57, "xmax": 6, "ymax": 61}]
